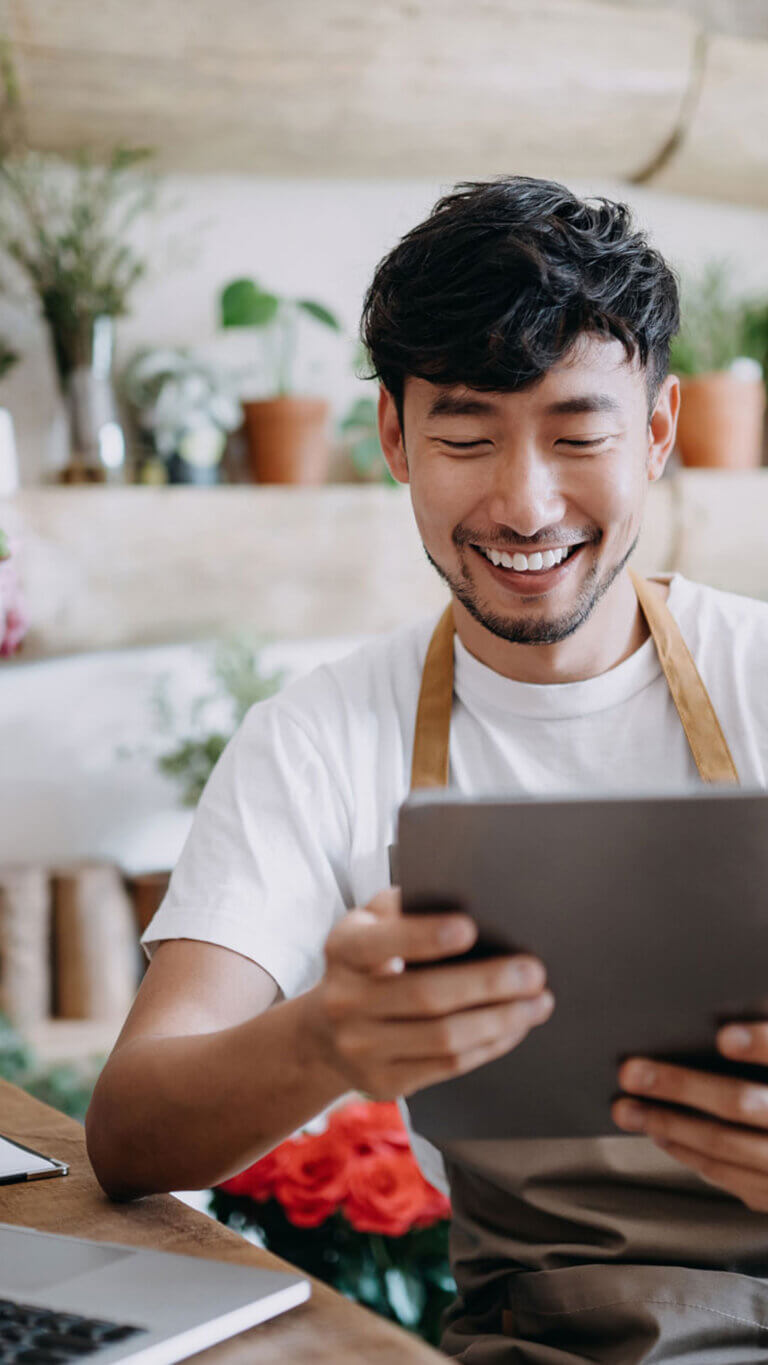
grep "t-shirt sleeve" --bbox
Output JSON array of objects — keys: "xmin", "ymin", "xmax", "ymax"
[{"xmin": 140, "ymin": 696, "xmax": 354, "ymax": 999}]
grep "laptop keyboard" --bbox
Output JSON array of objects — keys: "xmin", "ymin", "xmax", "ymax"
[{"xmin": 0, "ymin": 1301, "xmax": 145, "ymax": 1364}]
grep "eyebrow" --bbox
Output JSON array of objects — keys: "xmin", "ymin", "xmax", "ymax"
[
  {"xmin": 426, "ymin": 393, "xmax": 500, "ymax": 419},
  {"xmin": 543, "ymin": 394, "xmax": 623, "ymax": 417},
  {"xmin": 425, "ymin": 391, "xmax": 624, "ymax": 421}
]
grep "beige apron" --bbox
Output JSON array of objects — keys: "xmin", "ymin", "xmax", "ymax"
[{"xmin": 408, "ymin": 572, "xmax": 768, "ymax": 1364}]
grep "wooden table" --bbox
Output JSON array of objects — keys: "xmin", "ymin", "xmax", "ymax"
[{"xmin": 0, "ymin": 1080, "xmax": 447, "ymax": 1363}]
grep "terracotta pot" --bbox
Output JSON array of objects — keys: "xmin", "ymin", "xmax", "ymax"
[
  {"xmin": 243, "ymin": 396, "xmax": 331, "ymax": 484},
  {"xmin": 675, "ymin": 371, "xmax": 766, "ymax": 469}
]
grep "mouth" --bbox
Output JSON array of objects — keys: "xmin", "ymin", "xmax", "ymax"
[{"xmin": 469, "ymin": 540, "xmax": 588, "ymax": 595}]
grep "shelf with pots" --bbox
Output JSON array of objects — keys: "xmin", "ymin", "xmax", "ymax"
[{"xmin": 671, "ymin": 265, "xmax": 768, "ymax": 471}]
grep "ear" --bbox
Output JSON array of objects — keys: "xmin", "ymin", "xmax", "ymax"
[
  {"xmin": 647, "ymin": 374, "xmax": 680, "ymax": 482},
  {"xmin": 378, "ymin": 386, "xmax": 409, "ymax": 483}
]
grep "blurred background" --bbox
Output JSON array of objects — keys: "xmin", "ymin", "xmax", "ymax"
[{"xmin": 0, "ymin": 0, "xmax": 767, "ymax": 1336}]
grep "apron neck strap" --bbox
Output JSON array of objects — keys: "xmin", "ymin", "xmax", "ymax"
[{"xmin": 410, "ymin": 572, "xmax": 739, "ymax": 791}]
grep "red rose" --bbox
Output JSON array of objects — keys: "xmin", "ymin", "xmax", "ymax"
[
  {"xmin": 412, "ymin": 1178, "xmax": 452, "ymax": 1227},
  {"xmin": 343, "ymin": 1148, "xmax": 430, "ymax": 1236},
  {"xmin": 218, "ymin": 1148, "xmax": 279, "ymax": 1201},
  {"xmin": 327, "ymin": 1100, "xmax": 410, "ymax": 1155},
  {"xmin": 272, "ymin": 1130, "xmax": 350, "ymax": 1228}
]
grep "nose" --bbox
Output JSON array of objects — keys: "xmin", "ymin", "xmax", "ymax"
[{"xmin": 486, "ymin": 448, "xmax": 568, "ymax": 539}]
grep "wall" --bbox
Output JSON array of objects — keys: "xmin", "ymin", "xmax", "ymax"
[{"xmin": 2, "ymin": 175, "xmax": 768, "ymax": 485}]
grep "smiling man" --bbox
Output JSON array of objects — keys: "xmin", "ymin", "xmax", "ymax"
[{"xmin": 87, "ymin": 178, "xmax": 768, "ymax": 1364}]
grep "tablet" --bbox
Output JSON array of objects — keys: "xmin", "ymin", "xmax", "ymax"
[
  {"xmin": 0, "ymin": 1133, "xmax": 69, "ymax": 1183},
  {"xmin": 398, "ymin": 786, "xmax": 768, "ymax": 1140}
]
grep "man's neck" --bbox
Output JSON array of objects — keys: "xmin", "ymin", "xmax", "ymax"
[{"xmin": 452, "ymin": 570, "xmax": 668, "ymax": 685}]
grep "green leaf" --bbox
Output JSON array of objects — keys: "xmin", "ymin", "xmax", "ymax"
[
  {"xmin": 339, "ymin": 396, "xmax": 377, "ymax": 431},
  {"xmin": 350, "ymin": 433, "xmax": 383, "ymax": 474},
  {"xmin": 384, "ymin": 1267, "xmax": 427, "ymax": 1328},
  {"xmin": 220, "ymin": 279, "xmax": 280, "ymax": 329},
  {"xmin": 0, "ymin": 528, "xmax": 9, "ymax": 560},
  {"xmin": 296, "ymin": 299, "xmax": 342, "ymax": 331}
]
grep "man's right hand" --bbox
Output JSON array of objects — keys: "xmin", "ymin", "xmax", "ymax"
[{"xmin": 307, "ymin": 887, "xmax": 554, "ymax": 1101}]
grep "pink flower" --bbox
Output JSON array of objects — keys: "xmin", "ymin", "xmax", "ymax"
[{"xmin": 0, "ymin": 550, "xmax": 27, "ymax": 657}]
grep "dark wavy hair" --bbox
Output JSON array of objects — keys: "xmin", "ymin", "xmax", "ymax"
[{"xmin": 361, "ymin": 176, "xmax": 680, "ymax": 426}]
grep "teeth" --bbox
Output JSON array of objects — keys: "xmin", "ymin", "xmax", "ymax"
[
  {"xmin": 480, "ymin": 544, "xmax": 577, "ymax": 572},
  {"xmin": 480, "ymin": 543, "xmax": 583, "ymax": 570}
]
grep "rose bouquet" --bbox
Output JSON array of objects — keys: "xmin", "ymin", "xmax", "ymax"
[{"xmin": 210, "ymin": 1100, "xmax": 455, "ymax": 1345}]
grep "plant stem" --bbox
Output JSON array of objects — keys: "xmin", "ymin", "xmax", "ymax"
[{"xmin": 276, "ymin": 304, "xmax": 297, "ymax": 395}]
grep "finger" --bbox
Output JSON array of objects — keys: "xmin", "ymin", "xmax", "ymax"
[
  {"xmin": 367, "ymin": 953, "xmax": 548, "ymax": 1019},
  {"xmin": 612, "ymin": 1099, "xmax": 768, "ymax": 1175},
  {"xmin": 326, "ymin": 904, "xmax": 477, "ymax": 972},
  {"xmin": 718, "ymin": 1021, "xmax": 768, "ymax": 1066},
  {"xmin": 372, "ymin": 955, "xmax": 406, "ymax": 979},
  {"xmin": 366, "ymin": 887, "xmax": 403, "ymax": 920},
  {"xmin": 380, "ymin": 1011, "xmax": 553, "ymax": 1098},
  {"xmin": 642, "ymin": 1137, "xmax": 768, "ymax": 1212},
  {"xmin": 618, "ymin": 1057, "xmax": 768, "ymax": 1131},
  {"xmin": 343, "ymin": 991, "xmax": 555, "ymax": 1063}
]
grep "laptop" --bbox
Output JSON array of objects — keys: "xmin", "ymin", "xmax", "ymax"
[
  {"xmin": 0, "ymin": 1221, "xmax": 310, "ymax": 1365},
  {"xmin": 398, "ymin": 785, "xmax": 768, "ymax": 1140}
]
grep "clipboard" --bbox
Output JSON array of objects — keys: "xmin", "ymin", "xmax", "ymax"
[{"xmin": 399, "ymin": 786, "xmax": 768, "ymax": 1140}]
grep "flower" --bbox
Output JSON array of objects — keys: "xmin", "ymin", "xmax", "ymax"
[
  {"xmin": 216, "ymin": 1099, "xmax": 451, "ymax": 1235},
  {"xmin": 0, "ymin": 542, "xmax": 28, "ymax": 658},
  {"xmin": 343, "ymin": 1147, "xmax": 433, "ymax": 1236},
  {"xmin": 327, "ymin": 1100, "xmax": 410, "ymax": 1155},
  {"xmin": 219, "ymin": 1148, "xmax": 280, "ymax": 1202},
  {"xmin": 212, "ymin": 1099, "xmax": 455, "ymax": 1346},
  {"xmin": 272, "ymin": 1130, "xmax": 350, "ymax": 1228}
]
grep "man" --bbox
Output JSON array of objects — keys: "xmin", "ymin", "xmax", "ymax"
[{"xmin": 87, "ymin": 178, "xmax": 768, "ymax": 1363}]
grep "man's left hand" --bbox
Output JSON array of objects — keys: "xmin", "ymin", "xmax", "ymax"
[{"xmin": 613, "ymin": 1023, "xmax": 768, "ymax": 1212}]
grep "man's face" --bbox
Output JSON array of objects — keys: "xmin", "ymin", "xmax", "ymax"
[{"xmin": 379, "ymin": 336, "xmax": 677, "ymax": 646}]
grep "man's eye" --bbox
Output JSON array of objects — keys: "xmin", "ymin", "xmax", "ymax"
[
  {"xmin": 558, "ymin": 436, "xmax": 610, "ymax": 448},
  {"xmin": 439, "ymin": 439, "xmax": 489, "ymax": 450}
]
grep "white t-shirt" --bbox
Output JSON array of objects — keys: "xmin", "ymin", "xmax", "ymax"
[{"xmin": 142, "ymin": 573, "xmax": 768, "ymax": 1191}]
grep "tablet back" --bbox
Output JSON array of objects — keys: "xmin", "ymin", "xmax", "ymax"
[{"xmin": 398, "ymin": 788, "xmax": 768, "ymax": 1140}]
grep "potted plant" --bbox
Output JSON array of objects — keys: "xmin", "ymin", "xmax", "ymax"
[
  {"xmin": 220, "ymin": 277, "xmax": 341, "ymax": 484},
  {"xmin": 0, "ymin": 145, "xmax": 157, "ymax": 481},
  {"xmin": 122, "ymin": 347, "xmax": 242, "ymax": 485},
  {"xmin": 338, "ymin": 394, "xmax": 396, "ymax": 484},
  {"xmin": 670, "ymin": 265, "xmax": 768, "ymax": 469}
]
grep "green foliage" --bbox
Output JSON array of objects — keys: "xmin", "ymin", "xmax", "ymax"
[
  {"xmin": 0, "ymin": 1014, "xmax": 100, "ymax": 1123},
  {"xmin": 0, "ymin": 337, "xmax": 18, "ymax": 379},
  {"xmin": 296, "ymin": 299, "xmax": 341, "ymax": 331},
  {"xmin": 158, "ymin": 734, "xmax": 230, "ymax": 809},
  {"xmin": 153, "ymin": 636, "xmax": 284, "ymax": 807},
  {"xmin": 220, "ymin": 279, "xmax": 280, "ymax": 329},
  {"xmin": 0, "ymin": 1013, "xmax": 33, "ymax": 1084},
  {"xmin": 210, "ymin": 1190, "xmax": 455, "ymax": 1347},
  {"xmin": 0, "ymin": 146, "xmax": 157, "ymax": 382},
  {"xmin": 219, "ymin": 276, "xmax": 341, "ymax": 396},
  {"xmin": 670, "ymin": 264, "xmax": 768, "ymax": 377},
  {"xmin": 339, "ymin": 395, "xmax": 395, "ymax": 484},
  {"xmin": 0, "ymin": 526, "xmax": 9, "ymax": 560}
]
